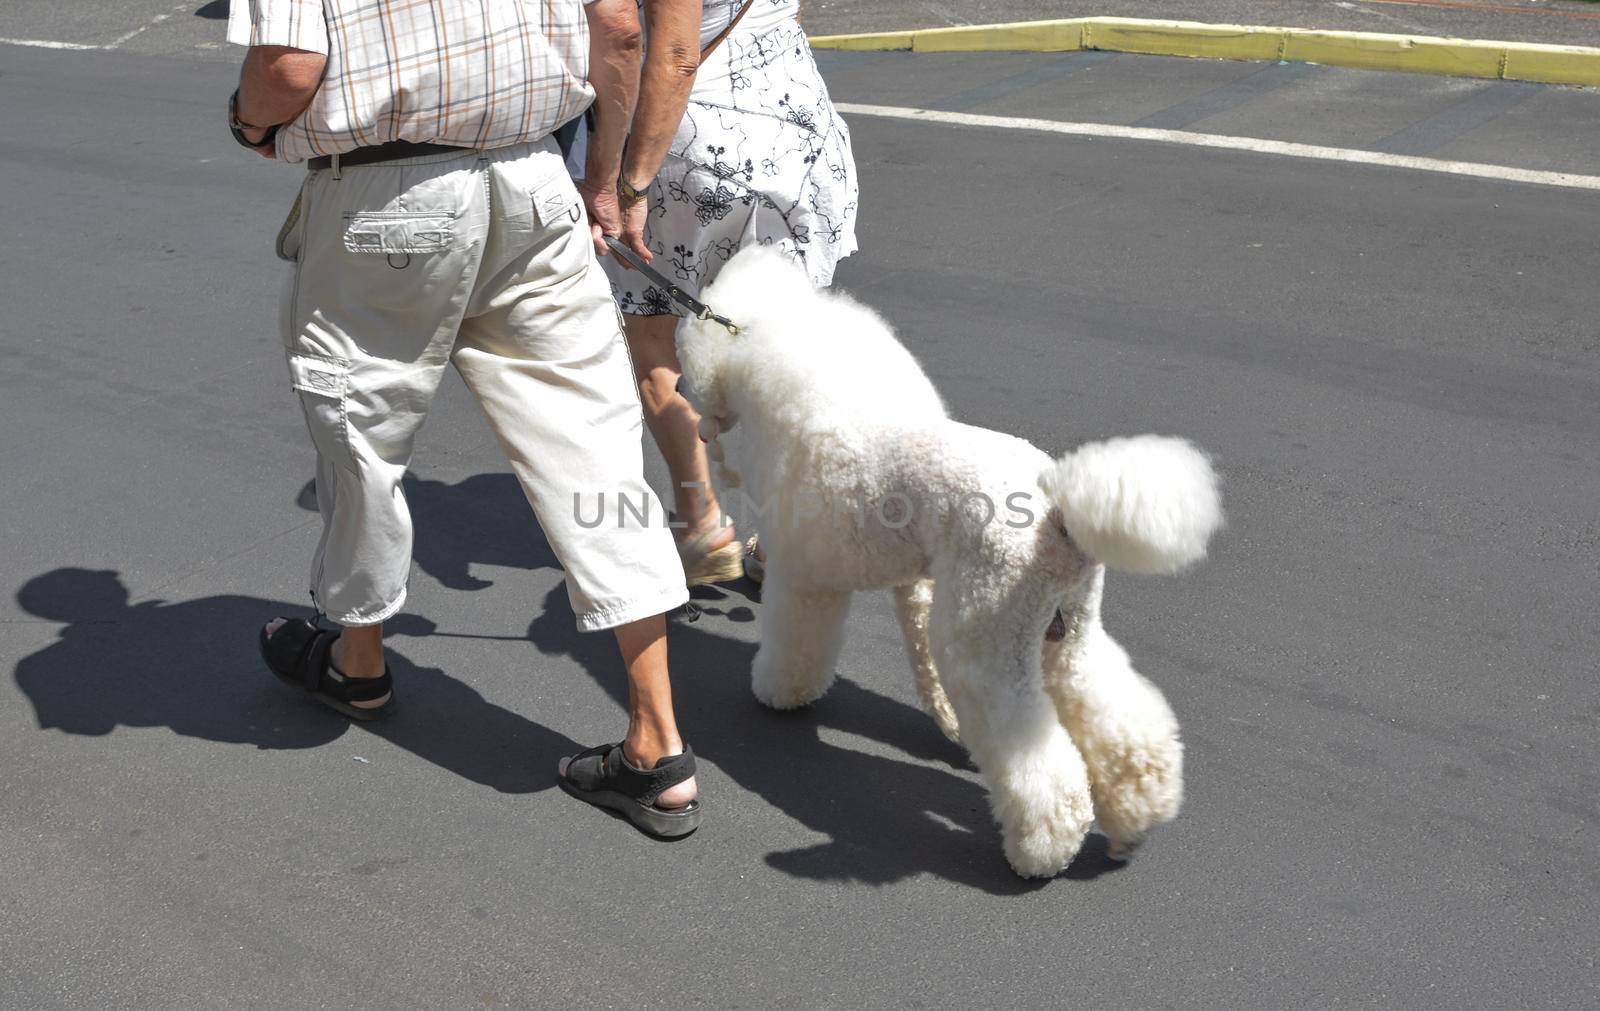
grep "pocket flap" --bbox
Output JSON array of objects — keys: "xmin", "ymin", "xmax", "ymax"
[
  {"xmin": 343, "ymin": 212, "xmax": 455, "ymax": 254},
  {"xmin": 531, "ymin": 176, "xmax": 581, "ymax": 226},
  {"xmin": 287, "ymin": 353, "xmax": 348, "ymax": 398}
]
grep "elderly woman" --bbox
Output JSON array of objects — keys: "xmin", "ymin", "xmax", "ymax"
[{"xmin": 604, "ymin": 0, "xmax": 859, "ymax": 585}]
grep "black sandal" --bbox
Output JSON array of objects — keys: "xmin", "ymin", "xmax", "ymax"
[
  {"xmin": 559, "ymin": 743, "xmax": 702, "ymax": 838},
  {"xmin": 259, "ymin": 617, "xmax": 396, "ymax": 722}
]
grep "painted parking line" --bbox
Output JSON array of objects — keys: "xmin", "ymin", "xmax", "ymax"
[
  {"xmin": 1133, "ymin": 61, "xmax": 1318, "ymax": 130},
  {"xmin": 106, "ymin": 5, "xmax": 188, "ymax": 50},
  {"xmin": 926, "ymin": 51, "xmax": 1119, "ymax": 113},
  {"xmin": 1, "ymin": 2, "xmax": 192, "ymax": 53},
  {"xmin": 835, "ymin": 102, "xmax": 1600, "ymax": 191},
  {"xmin": 0, "ymin": 37, "xmax": 101, "ymax": 51}
]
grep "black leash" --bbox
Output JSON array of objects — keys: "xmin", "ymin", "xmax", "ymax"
[{"xmin": 603, "ymin": 236, "xmax": 740, "ymax": 336}]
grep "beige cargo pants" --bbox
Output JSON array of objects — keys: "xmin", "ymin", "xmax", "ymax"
[{"xmin": 279, "ymin": 139, "xmax": 687, "ymax": 630}]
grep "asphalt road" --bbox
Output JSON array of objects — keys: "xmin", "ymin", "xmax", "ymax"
[
  {"xmin": 6, "ymin": 0, "xmax": 1600, "ymax": 52},
  {"xmin": 3, "ymin": 25, "xmax": 1599, "ymax": 1011}
]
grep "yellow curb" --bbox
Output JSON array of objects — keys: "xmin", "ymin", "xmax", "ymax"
[
  {"xmin": 1502, "ymin": 41, "xmax": 1600, "ymax": 85},
  {"xmin": 1280, "ymin": 29, "xmax": 1504, "ymax": 79},
  {"xmin": 1083, "ymin": 19, "xmax": 1281, "ymax": 62},
  {"xmin": 807, "ymin": 16, "xmax": 1600, "ymax": 87},
  {"xmin": 909, "ymin": 21, "xmax": 1083, "ymax": 53},
  {"xmin": 817, "ymin": 29, "xmax": 916, "ymax": 52}
]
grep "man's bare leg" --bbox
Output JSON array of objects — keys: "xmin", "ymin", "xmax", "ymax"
[
  {"xmin": 559, "ymin": 612, "xmax": 697, "ymax": 808},
  {"xmin": 262, "ymin": 618, "xmax": 390, "ymax": 708}
]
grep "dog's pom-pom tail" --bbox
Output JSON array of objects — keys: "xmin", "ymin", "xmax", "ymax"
[{"xmin": 1041, "ymin": 435, "xmax": 1223, "ymax": 574}]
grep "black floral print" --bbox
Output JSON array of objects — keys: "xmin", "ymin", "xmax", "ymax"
[{"xmin": 601, "ymin": 1, "xmax": 858, "ymax": 316}]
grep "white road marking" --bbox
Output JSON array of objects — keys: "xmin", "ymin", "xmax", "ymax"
[
  {"xmin": 106, "ymin": 2, "xmax": 190, "ymax": 49},
  {"xmin": 835, "ymin": 103, "xmax": 1600, "ymax": 192},
  {"xmin": 0, "ymin": 37, "xmax": 101, "ymax": 50},
  {"xmin": 2, "ymin": 2, "xmax": 192, "ymax": 52}
]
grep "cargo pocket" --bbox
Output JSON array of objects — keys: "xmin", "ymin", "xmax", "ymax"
[{"xmin": 287, "ymin": 352, "xmax": 355, "ymax": 472}]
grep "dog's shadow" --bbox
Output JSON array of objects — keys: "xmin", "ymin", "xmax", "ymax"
[{"xmin": 529, "ymin": 584, "xmax": 1124, "ymax": 893}]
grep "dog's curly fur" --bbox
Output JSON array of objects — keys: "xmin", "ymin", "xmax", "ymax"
[{"xmin": 677, "ymin": 248, "xmax": 1224, "ymax": 878}]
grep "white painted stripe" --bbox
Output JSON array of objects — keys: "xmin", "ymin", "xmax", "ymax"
[
  {"xmin": 0, "ymin": 37, "xmax": 102, "ymax": 51},
  {"xmin": 835, "ymin": 103, "xmax": 1600, "ymax": 192},
  {"xmin": 106, "ymin": 3, "xmax": 188, "ymax": 50}
]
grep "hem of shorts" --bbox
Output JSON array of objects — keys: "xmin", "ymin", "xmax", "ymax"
[
  {"xmin": 321, "ymin": 587, "xmax": 408, "ymax": 628},
  {"xmin": 576, "ymin": 586, "xmax": 692, "ymax": 632},
  {"xmin": 809, "ymin": 240, "xmax": 858, "ymax": 288}
]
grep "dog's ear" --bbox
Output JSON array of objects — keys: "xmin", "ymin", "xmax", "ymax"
[{"xmin": 674, "ymin": 313, "xmax": 739, "ymax": 416}]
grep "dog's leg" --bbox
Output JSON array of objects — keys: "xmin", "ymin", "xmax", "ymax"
[
  {"xmin": 751, "ymin": 568, "xmax": 851, "ymax": 709},
  {"xmin": 893, "ymin": 580, "xmax": 959, "ymax": 743},
  {"xmin": 1043, "ymin": 567, "xmax": 1184, "ymax": 861},
  {"xmin": 931, "ymin": 583, "xmax": 1093, "ymax": 878}
]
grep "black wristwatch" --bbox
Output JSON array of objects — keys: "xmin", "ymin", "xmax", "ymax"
[{"xmin": 229, "ymin": 89, "xmax": 280, "ymax": 151}]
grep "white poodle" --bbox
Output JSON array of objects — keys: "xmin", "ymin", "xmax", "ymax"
[{"xmin": 676, "ymin": 248, "xmax": 1224, "ymax": 878}]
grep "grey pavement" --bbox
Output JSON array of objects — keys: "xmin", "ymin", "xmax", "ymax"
[
  {"xmin": 816, "ymin": 47, "xmax": 1600, "ymax": 174},
  {"xmin": 3, "ymin": 17, "xmax": 1600, "ymax": 1011}
]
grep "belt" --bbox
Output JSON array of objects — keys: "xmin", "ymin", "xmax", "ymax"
[{"xmin": 307, "ymin": 140, "xmax": 473, "ymax": 172}]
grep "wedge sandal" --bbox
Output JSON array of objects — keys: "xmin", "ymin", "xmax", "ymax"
[
  {"xmin": 678, "ymin": 528, "xmax": 744, "ymax": 587},
  {"xmin": 741, "ymin": 534, "xmax": 765, "ymax": 584},
  {"xmin": 558, "ymin": 742, "xmax": 702, "ymax": 838},
  {"xmin": 259, "ymin": 617, "xmax": 396, "ymax": 722}
]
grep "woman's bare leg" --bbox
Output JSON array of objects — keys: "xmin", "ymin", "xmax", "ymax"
[{"xmin": 623, "ymin": 312, "xmax": 734, "ymax": 549}]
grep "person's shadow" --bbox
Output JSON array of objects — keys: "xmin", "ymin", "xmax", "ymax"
[
  {"xmin": 527, "ymin": 584, "xmax": 1123, "ymax": 893},
  {"xmin": 295, "ymin": 474, "xmax": 564, "ymax": 593},
  {"xmin": 12, "ymin": 568, "xmax": 576, "ymax": 793}
]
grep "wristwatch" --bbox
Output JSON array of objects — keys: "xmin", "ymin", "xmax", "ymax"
[
  {"xmin": 617, "ymin": 176, "xmax": 651, "ymax": 204},
  {"xmin": 229, "ymin": 89, "xmax": 279, "ymax": 151}
]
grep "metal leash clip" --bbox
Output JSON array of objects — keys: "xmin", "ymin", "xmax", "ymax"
[{"xmin": 604, "ymin": 236, "xmax": 740, "ymax": 336}]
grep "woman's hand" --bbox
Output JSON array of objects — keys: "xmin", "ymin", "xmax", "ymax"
[{"xmin": 619, "ymin": 192, "xmax": 653, "ymax": 265}]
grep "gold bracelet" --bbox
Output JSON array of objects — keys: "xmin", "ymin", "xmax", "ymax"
[{"xmin": 617, "ymin": 177, "xmax": 650, "ymax": 203}]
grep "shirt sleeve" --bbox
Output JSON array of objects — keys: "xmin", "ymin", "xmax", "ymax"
[{"xmin": 226, "ymin": 0, "xmax": 330, "ymax": 54}]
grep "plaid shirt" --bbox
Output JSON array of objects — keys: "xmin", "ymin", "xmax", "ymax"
[{"xmin": 227, "ymin": 1, "xmax": 593, "ymax": 164}]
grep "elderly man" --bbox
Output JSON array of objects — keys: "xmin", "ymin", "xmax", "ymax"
[{"xmin": 229, "ymin": 0, "xmax": 700, "ymax": 836}]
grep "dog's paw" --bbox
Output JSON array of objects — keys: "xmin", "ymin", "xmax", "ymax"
[
  {"xmin": 750, "ymin": 649, "xmax": 835, "ymax": 709},
  {"xmin": 1003, "ymin": 813, "xmax": 1091, "ymax": 879},
  {"xmin": 751, "ymin": 676, "xmax": 830, "ymax": 710},
  {"xmin": 992, "ymin": 756, "xmax": 1095, "ymax": 878}
]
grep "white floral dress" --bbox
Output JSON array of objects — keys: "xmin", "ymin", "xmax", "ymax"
[{"xmin": 603, "ymin": 0, "xmax": 859, "ymax": 316}]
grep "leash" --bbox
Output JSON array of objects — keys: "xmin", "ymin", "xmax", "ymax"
[{"xmin": 603, "ymin": 236, "xmax": 740, "ymax": 336}]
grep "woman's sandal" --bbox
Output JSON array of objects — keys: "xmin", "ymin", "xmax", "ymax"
[
  {"xmin": 559, "ymin": 742, "xmax": 702, "ymax": 839},
  {"xmin": 678, "ymin": 528, "xmax": 745, "ymax": 587},
  {"xmin": 258, "ymin": 617, "xmax": 397, "ymax": 722},
  {"xmin": 741, "ymin": 534, "xmax": 765, "ymax": 584}
]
